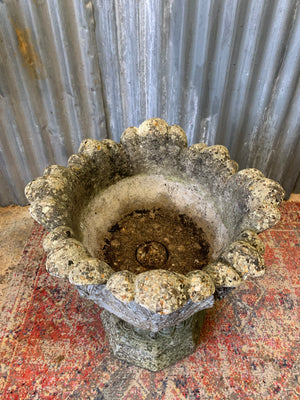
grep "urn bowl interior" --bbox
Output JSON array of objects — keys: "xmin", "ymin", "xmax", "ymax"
[{"xmin": 78, "ymin": 175, "xmax": 230, "ymax": 274}]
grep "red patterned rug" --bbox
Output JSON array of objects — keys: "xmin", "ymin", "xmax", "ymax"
[{"xmin": 0, "ymin": 202, "xmax": 299, "ymax": 400}]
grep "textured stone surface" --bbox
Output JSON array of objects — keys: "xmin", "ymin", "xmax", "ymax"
[
  {"xmin": 76, "ymin": 284, "xmax": 214, "ymax": 332},
  {"xmin": 241, "ymin": 203, "xmax": 281, "ymax": 232},
  {"xmin": 245, "ymin": 178, "xmax": 285, "ymax": 208},
  {"xmin": 101, "ymin": 308, "xmax": 206, "ymax": 371},
  {"xmin": 25, "ymin": 175, "xmax": 70, "ymax": 204},
  {"xmin": 69, "ymin": 258, "xmax": 113, "ymax": 285},
  {"xmin": 24, "ymin": 117, "xmax": 284, "ymax": 364},
  {"xmin": 228, "ymin": 168, "xmax": 284, "ymax": 233},
  {"xmin": 221, "ymin": 241, "xmax": 265, "ymax": 278},
  {"xmin": 237, "ymin": 230, "xmax": 265, "ymax": 254},
  {"xmin": 134, "ymin": 270, "xmax": 188, "ymax": 315},
  {"xmin": 228, "ymin": 168, "xmax": 264, "ymax": 189},
  {"xmin": 186, "ymin": 270, "xmax": 215, "ymax": 302},
  {"xmin": 43, "ymin": 164, "xmax": 76, "ymax": 182},
  {"xmin": 46, "ymin": 238, "xmax": 89, "ymax": 278},
  {"xmin": 106, "ymin": 270, "xmax": 135, "ymax": 303},
  {"xmin": 43, "ymin": 225, "xmax": 75, "ymax": 252},
  {"xmin": 29, "ymin": 197, "xmax": 71, "ymax": 229},
  {"xmin": 185, "ymin": 143, "xmax": 239, "ymax": 194},
  {"xmin": 120, "ymin": 118, "xmax": 188, "ymax": 176},
  {"xmin": 203, "ymin": 262, "xmax": 242, "ymax": 288}
]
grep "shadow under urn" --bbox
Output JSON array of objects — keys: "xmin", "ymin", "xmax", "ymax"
[{"xmin": 25, "ymin": 118, "xmax": 284, "ymax": 371}]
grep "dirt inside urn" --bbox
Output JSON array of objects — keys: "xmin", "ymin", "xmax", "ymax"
[{"xmin": 97, "ymin": 208, "xmax": 211, "ymax": 274}]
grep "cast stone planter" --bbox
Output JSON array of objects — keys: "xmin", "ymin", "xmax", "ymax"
[{"xmin": 25, "ymin": 118, "xmax": 284, "ymax": 371}]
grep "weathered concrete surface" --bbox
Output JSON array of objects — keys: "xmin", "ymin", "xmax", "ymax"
[
  {"xmin": 76, "ymin": 284, "xmax": 214, "ymax": 333},
  {"xmin": 25, "ymin": 118, "xmax": 285, "ymax": 315},
  {"xmin": 101, "ymin": 308, "xmax": 206, "ymax": 371},
  {"xmin": 24, "ymin": 118, "xmax": 285, "ymax": 369}
]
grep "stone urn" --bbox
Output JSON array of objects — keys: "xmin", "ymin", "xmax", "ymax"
[{"xmin": 25, "ymin": 118, "xmax": 284, "ymax": 371}]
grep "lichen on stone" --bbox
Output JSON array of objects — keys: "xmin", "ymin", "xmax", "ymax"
[
  {"xmin": 221, "ymin": 241, "xmax": 265, "ymax": 278},
  {"xmin": 46, "ymin": 238, "xmax": 89, "ymax": 278},
  {"xmin": 241, "ymin": 203, "xmax": 281, "ymax": 232},
  {"xmin": 106, "ymin": 270, "xmax": 136, "ymax": 303},
  {"xmin": 69, "ymin": 258, "xmax": 113, "ymax": 285},
  {"xmin": 43, "ymin": 225, "xmax": 75, "ymax": 252},
  {"xmin": 186, "ymin": 270, "xmax": 215, "ymax": 302},
  {"xmin": 120, "ymin": 118, "xmax": 188, "ymax": 175},
  {"xmin": 25, "ymin": 175, "xmax": 70, "ymax": 204},
  {"xmin": 203, "ymin": 262, "xmax": 242, "ymax": 288},
  {"xmin": 29, "ymin": 196, "xmax": 71, "ymax": 230},
  {"xmin": 24, "ymin": 117, "xmax": 284, "ymax": 322},
  {"xmin": 134, "ymin": 270, "xmax": 188, "ymax": 315},
  {"xmin": 237, "ymin": 230, "xmax": 265, "ymax": 254}
]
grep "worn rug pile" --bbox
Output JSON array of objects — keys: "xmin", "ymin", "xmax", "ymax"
[{"xmin": 0, "ymin": 202, "xmax": 299, "ymax": 400}]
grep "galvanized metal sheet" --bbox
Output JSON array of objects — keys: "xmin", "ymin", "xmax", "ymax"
[{"xmin": 0, "ymin": 0, "xmax": 299, "ymax": 205}]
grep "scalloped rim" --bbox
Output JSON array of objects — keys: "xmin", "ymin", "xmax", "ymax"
[{"xmin": 24, "ymin": 118, "xmax": 284, "ymax": 315}]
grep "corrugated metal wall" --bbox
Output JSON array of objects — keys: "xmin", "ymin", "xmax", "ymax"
[{"xmin": 0, "ymin": 0, "xmax": 299, "ymax": 206}]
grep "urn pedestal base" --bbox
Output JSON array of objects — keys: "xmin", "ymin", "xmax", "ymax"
[{"xmin": 101, "ymin": 309, "xmax": 206, "ymax": 371}]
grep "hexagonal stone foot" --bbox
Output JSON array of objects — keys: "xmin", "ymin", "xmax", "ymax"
[{"xmin": 101, "ymin": 309, "xmax": 206, "ymax": 371}]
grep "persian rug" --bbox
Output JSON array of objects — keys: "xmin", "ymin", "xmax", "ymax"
[{"xmin": 0, "ymin": 202, "xmax": 299, "ymax": 400}]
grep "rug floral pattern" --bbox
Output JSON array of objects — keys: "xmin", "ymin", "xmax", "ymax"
[{"xmin": 0, "ymin": 202, "xmax": 299, "ymax": 400}]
